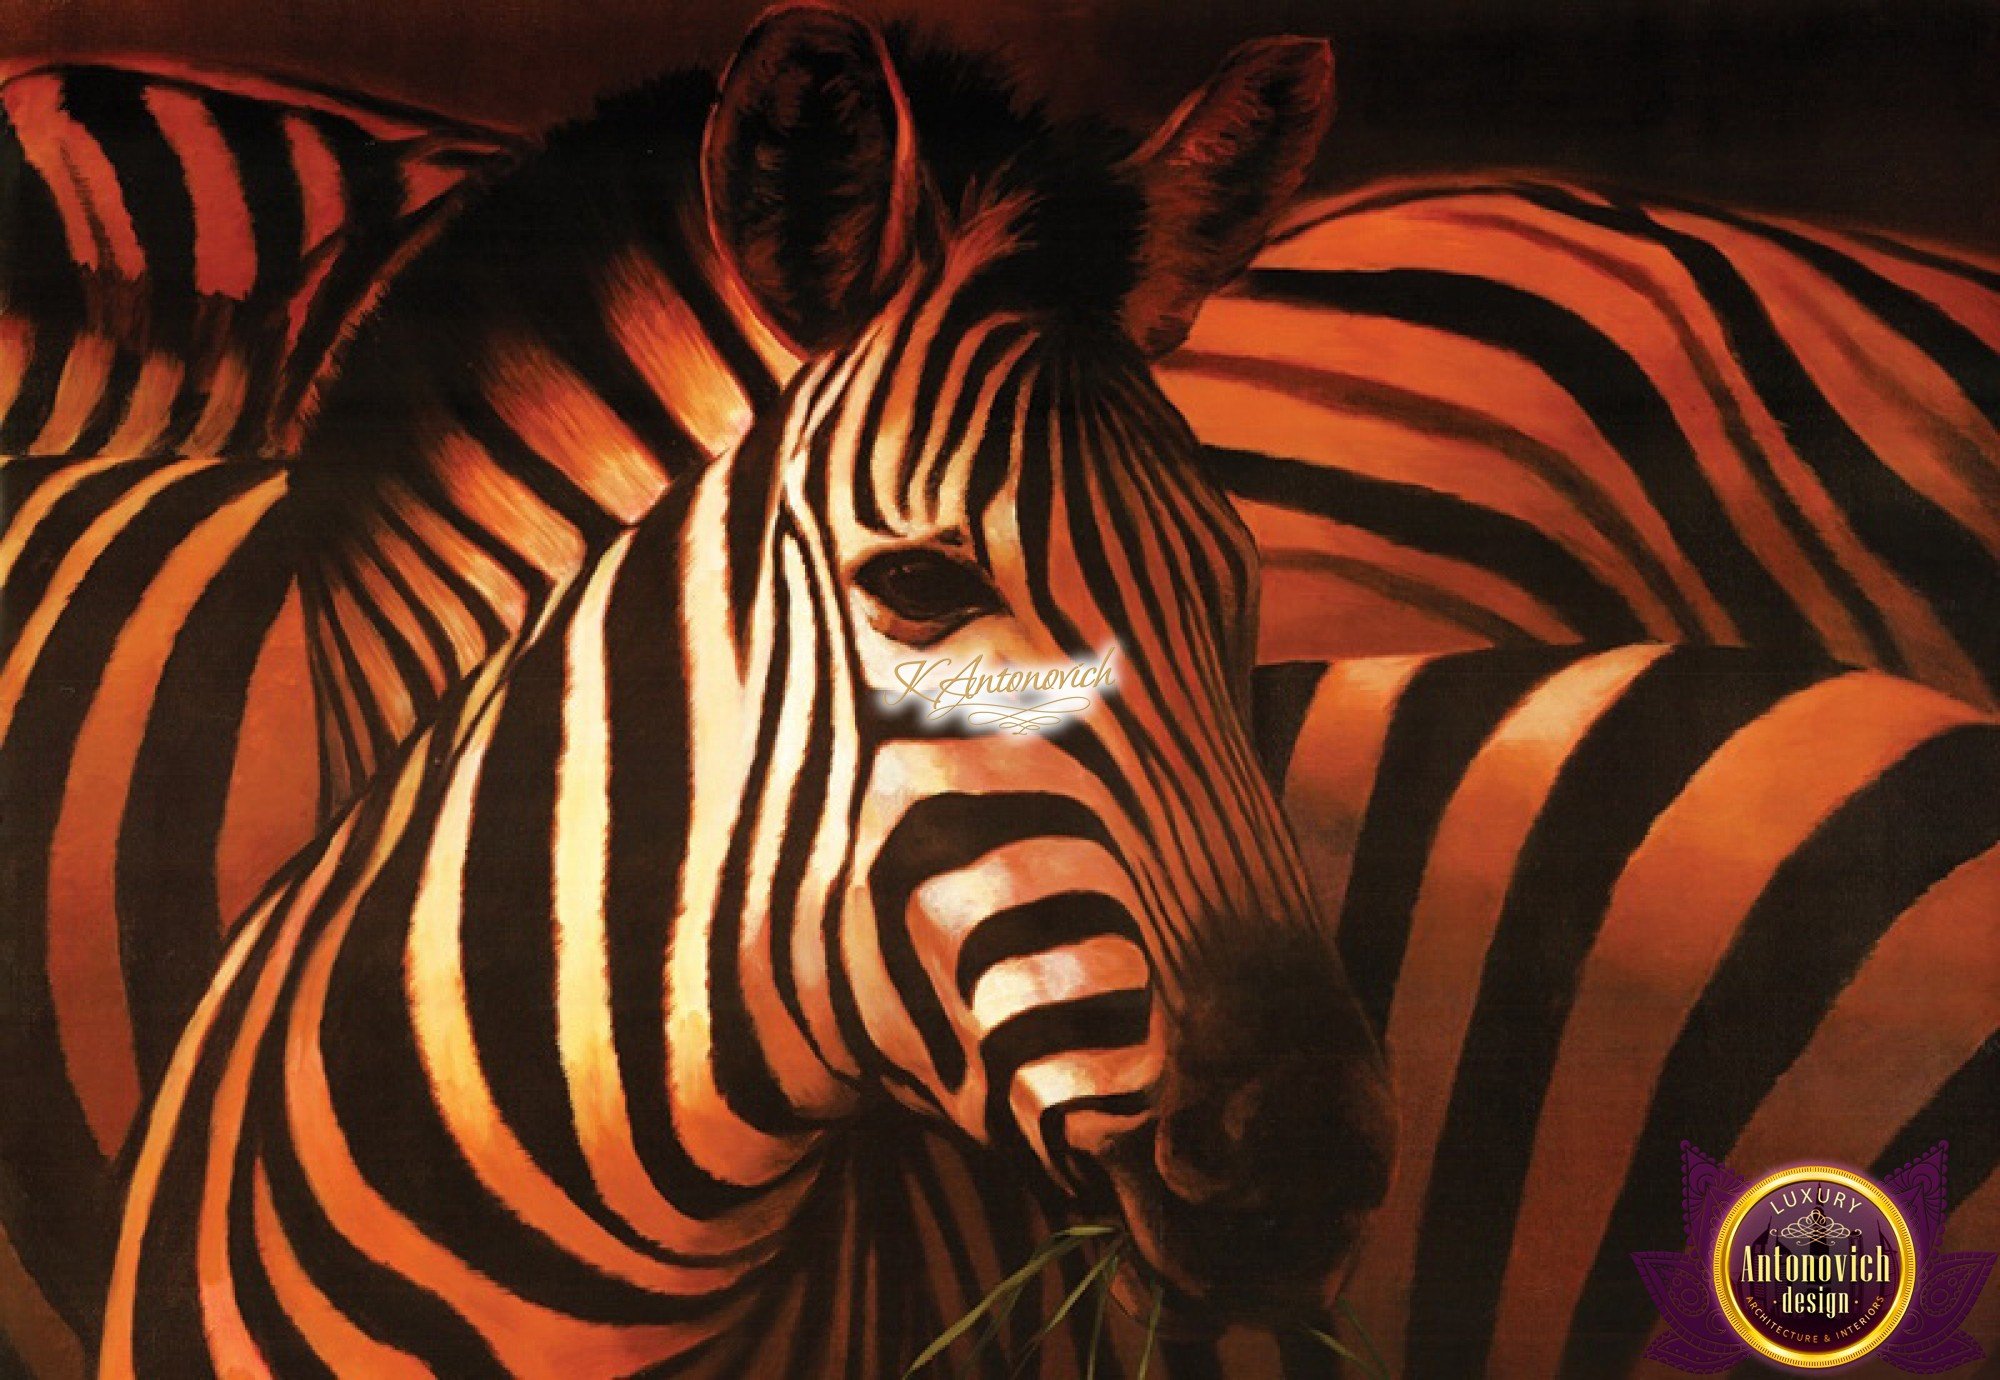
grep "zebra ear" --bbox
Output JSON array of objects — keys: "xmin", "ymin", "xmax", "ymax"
[
  {"xmin": 703, "ymin": 4, "xmax": 939, "ymax": 355},
  {"xmin": 1118, "ymin": 37, "xmax": 1333, "ymax": 357}
]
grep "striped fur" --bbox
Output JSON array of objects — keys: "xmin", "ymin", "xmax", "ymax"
[
  {"xmin": 0, "ymin": 454, "xmax": 322, "ymax": 1366},
  {"xmin": 284, "ymin": 67, "xmax": 790, "ymax": 805},
  {"xmin": 90, "ymin": 12, "xmax": 1397, "ymax": 1377},
  {"xmin": 104, "ymin": 276, "xmax": 1389, "ymax": 1378},
  {"xmin": 0, "ymin": 59, "xmax": 521, "ymax": 462},
  {"xmin": 1175, "ymin": 176, "xmax": 2000, "ymax": 708},
  {"xmin": 1252, "ymin": 645, "xmax": 2000, "ymax": 1376}
]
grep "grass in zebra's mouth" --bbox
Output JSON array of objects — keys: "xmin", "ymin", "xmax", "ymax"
[{"xmin": 902, "ymin": 1223, "xmax": 1393, "ymax": 1378}]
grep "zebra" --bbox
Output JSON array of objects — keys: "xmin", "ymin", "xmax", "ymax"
[
  {"xmin": 1168, "ymin": 175, "xmax": 2000, "ymax": 708},
  {"xmin": 5, "ymin": 8, "xmax": 1999, "ymax": 1377},
  {"xmin": 0, "ymin": 56, "xmax": 520, "ymax": 462},
  {"xmin": 100, "ymin": 7, "xmax": 1400, "ymax": 1377}
]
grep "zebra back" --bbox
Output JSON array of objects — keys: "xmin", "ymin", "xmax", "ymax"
[
  {"xmin": 1254, "ymin": 645, "xmax": 2000, "ymax": 1375},
  {"xmin": 0, "ymin": 58, "xmax": 523, "ymax": 461},
  {"xmin": 1177, "ymin": 176, "xmax": 2000, "ymax": 708}
]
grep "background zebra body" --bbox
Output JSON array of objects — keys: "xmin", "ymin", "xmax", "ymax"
[
  {"xmin": 1254, "ymin": 644, "xmax": 2000, "ymax": 1376},
  {"xmin": 1176, "ymin": 177, "xmax": 2000, "ymax": 708}
]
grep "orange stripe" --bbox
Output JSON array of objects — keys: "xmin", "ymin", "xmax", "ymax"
[
  {"xmin": 1341, "ymin": 645, "xmax": 1669, "ymax": 1372},
  {"xmin": 600, "ymin": 246, "xmax": 756, "ymax": 455},
  {"xmin": 1662, "ymin": 207, "xmax": 2000, "ymax": 557},
  {"xmin": 142, "ymin": 85, "xmax": 256, "ymax": 299},
  {"xmin": 361, "ymin": 514, "xmax": 486, "ymax": 678},
  {"xmin": 249, "ymin": 1160, "xmax": 432, "ymax": 1379},
  {"xmin": 0, "ymin": 454, "xmax": 133, "ymax": 585},
  {"xmin": 481, "ymin": 333, "xmax": 670, "ymax": 524},
  {"xmin": 0, "ymin": 458, "xmax": 213, "ymax": 753},
  {"xmin": 97, "ymin": 352, "xmax": 185, "ymax": 458},
  {"xmin": 1728, "ymin": 840, "xmax": 2000, "ymax": 1173},
  {"xmin": 1171, "ymin": 302, "xmax": 1714, "ymax": 636},
  {"xmin": 183, "ymin": 352, "xmax": 249, "ymax": 453},
  {"xmin": 1284, "ymin": 654, "xmax": 1430, "ymax": 924},
  {"xmin": 283, "ymin": 113, "xmax": 346, "ymax": 260},
  {"xmin": 1488, "ymin": 672, "xmax": 1984, "ymax": 1377},
  {"xmin": 281, "ymin": 726, "xmax": 731, "ymax": 1376},
  {"xmin": 26, "ymin": 332, "xmax": 114, "ymax": 455},
  {"xmin": 46, "ymin": 476, "xmax": 286, "ymax": 1154},
  {"xmin": 216, "ymin": 584, "xmax": 321, "ymax": 928},
  {"xmin": 1236, "ymin": 497, "xmax": 1582, "ymax": 654},
  {"xmin": 380, "ymin": 475, "xmax": 528, "ymax": 644},
  {"xmin": 2, "ymin": 75, "xmax": 143, "ymax": 276},
  {"xmin": 428, "ymin": 427, "xmax": 587, "ymax": 582},
  {"xmin": 324, "ymin": 577, "xmax": 419, "ymax": 742}
]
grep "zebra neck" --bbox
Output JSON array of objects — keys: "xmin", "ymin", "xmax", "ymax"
[
  {"xmin": 286, "ymin": 77, "xmax": 796, "ymax": 799},
  {"xmin": 106, "ymin": 587, "xmax": 845, "ymax": 1374}
]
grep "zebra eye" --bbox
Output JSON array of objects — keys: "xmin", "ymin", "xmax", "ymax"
[{"xmin": 853, "ymin": 547, "xmax": 1002, "ymax": 642}]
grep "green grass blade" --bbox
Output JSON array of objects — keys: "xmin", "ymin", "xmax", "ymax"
[
  {"xmin": 1337, "ymin": 1298, "xmax": 1392, "ymax": 1378},
  {"xmin": 1133, "ymin": 1287, "xmax": 1163, "ymax": 1380},
  {"xmin": 1011, "ymin": 1247, "xmax": 1123, "ymax": 1377},
  {"xmin": 1082, "ymin": 1251, "xmax": 1117, "ymax": 1380},
  {"xmin": 903, "ymin": 1229, "xmax": 1107, "ymax": 1376}
]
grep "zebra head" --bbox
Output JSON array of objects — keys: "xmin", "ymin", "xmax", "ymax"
[{"xmin": 694, "ymin": 4, "xmax": 1395, "ymax": 1330}]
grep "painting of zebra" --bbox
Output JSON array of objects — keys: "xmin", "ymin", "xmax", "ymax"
[{"xmin": 2, "ymin": 1, "xmax": 1995, "ymax": 1375}]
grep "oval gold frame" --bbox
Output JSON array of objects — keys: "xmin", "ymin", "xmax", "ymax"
[{"xmin": 1709, "ymin": 1164, "xmax": 1917, "ymax": 1369}]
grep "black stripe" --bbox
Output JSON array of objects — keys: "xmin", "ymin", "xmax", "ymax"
[
  {"xmin": 205, "ymin": 88, "xmax": 304, "ymax": 303},
  {"xmin": 1848, "ymin": 227, "xmax": 2000, "ymax": 297},
  {"xmin": 58, "ymin": 69, "xmax": 196, "ymax": 320},
  {"xmin": 871, "ymin": 793, "xmax": 1121, "ymax": 1094},
  {"xmin": 1561, "ymin": 720, "xmax": 2000, "ymax": 1375},
  {"xmin": 1205, "ymin": 444, "xmax": 1647, "ymax": 645},
  {"xmin": 1410, "ymin": 647, "xmax": 1832, "ymax": 1377},
  {"xmin": 0, "ymin": 460, "xmax": 150, "ymax": 667},
  {"xmin": 1250, "ymin": 661, "xmax": 1331, "ymax": 789},
  {"xmin": 953, "ymin": 892, "xmax": 1141, "ymax": 1001},
  {"xmin": 0, "ymin": 132, "xmax": 84, "ymax": 451},
  {"xmin": 1240, "ymin": 268, "xmax": 1821, "ymax": 652},
  {"xmin": 118, "ymin": 486, "xmax": 294, "ymax": 1088},
  {"xmin": 440, "ymin": 369, "xmax": 620, "ymax": 550},
  {"xmin": 456, "ymin": 577, "xmax": 619, "ymax": 1236},
  {"xmin": 705, "ymin": 556, "xmax": 821, "ymax": 1136},
  {"xmin": 0, "ymin": 461, "xmax": 251, "ymax": 1335},
  {"xmin": 320, "ymin": 685, "xmax": 737, "ymax": 1321},
  {"xmin": 1676, "ymin": 200, "xmax": 2000, "ymax": 444},
  {"xmin": 603, "ymin": 491, "xmax": 778, "ymax": 1219},
  {"xmin": 124, "ymin": 856, "xmax": 300, "ymax": 1379},
  {"xmin": 244, "ymin": 844, "xmax": 511, "ymax": 1377},
  {"xmin": 1510, "ymin": 183, "xmax": 1913, "ymax": 677},
  {"xmin": 273, "ymin": 110, "xmax": 405, "ymax": 426},
  {"xmin": 979, "ymin": 990, "xmax": 1153, "ymax": 1148},
  {"xmin": 64, "ymin": 346, "xmax": 143, "ymax": 456},
  {"xmin": 1335, "ymin": 646, "xmax": 1586, "ymax": 1037},
  {"xmin": 323, "ymin": 543, "xmax": 440, "ymax": 724}
]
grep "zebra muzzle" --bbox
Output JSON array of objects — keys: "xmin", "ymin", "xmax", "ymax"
[{"xmin": 1098, "ymin": 937, "xmax": 1397, "ymax": 1326}]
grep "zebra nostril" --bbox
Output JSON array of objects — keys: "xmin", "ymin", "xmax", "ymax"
[{"xmin": 1156, "ymin": 1083, "xmax": 1263, "ymax": 1206}]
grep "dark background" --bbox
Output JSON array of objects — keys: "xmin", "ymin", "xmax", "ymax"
[{"xmin": 5, "ymin": 0, "xmax": 1998, "ymax": 251}]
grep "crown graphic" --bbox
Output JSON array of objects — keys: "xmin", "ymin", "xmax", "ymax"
[{"xmin": 1779, "ymin": 1208, "xmax": 1854, "ymax": 1243}]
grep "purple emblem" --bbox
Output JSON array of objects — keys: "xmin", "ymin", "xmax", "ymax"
[{"xmin": 1633, "ymin": 1142, "xmax": 1995, "ymax": 1374}]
